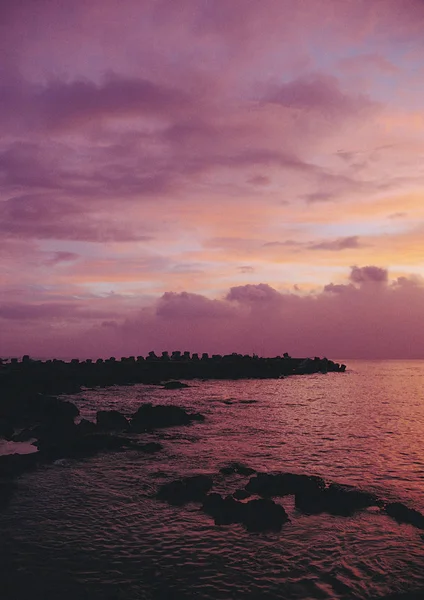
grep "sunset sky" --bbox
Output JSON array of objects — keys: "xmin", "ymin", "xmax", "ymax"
[{"xmin": 1, "ymin": 0, "xmax": 424, "ymax": 359}]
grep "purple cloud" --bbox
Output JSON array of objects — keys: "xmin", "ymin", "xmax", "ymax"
[
  {"xmin": 310, "ymin": 236, "xmax": 362, "ymax": 251},
  {"xmin": 350, "ymin": 265, "xmax": 388, "ymax": 284}
]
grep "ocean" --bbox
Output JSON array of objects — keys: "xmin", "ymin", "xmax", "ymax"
[{"xmin": 1, "ymin": 360, "xmax": 424, "ymax": 599}]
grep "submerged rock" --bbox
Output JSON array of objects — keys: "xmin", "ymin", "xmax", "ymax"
[
  {"xmin": 202, "ymin": 493, "xmax": 289, "ymax": 531},
  {"xmin": 163, "ymin": 381, "xmax": 189, "ymax": 390},
  {"xmin": 131, "ymin": 403, "xmax": 204, "ymax": 431},
  {"xmin": 96, "ymin": 410, "xmax": 129, "ymax": 431},
  {"xmin": 385, "ymin": 502, "xmax": 424, "ymax": 530},
  {"xmin": 157, "ymin": 474, "xmax": 213, "ymax": 505},
  {"xmin": 245, "ymin": 472, "xmax": 325, "ymax": 497}
]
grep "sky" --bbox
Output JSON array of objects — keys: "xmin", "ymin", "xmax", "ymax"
[{"xmin": 1, "ymin": 0, "xmax": 424, "ymax": 359}]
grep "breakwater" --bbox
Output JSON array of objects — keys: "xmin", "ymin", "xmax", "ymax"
[{"xmin": 0, "ymin": 353, "xmax": 346, "ymax": 398}]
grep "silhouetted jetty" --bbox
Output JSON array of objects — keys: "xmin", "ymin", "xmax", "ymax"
[{"xmin": 0, "ymin": 352, "xmax": 346, "ymax": 399}]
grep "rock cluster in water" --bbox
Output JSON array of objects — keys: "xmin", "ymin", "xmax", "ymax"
[
  {"xmin": 155, "ymin": 466, "xmax": 424, "ymax": 533},
  {"xmin": 0, "ymin": 397, "xmax": 204, "ymax": 507}
]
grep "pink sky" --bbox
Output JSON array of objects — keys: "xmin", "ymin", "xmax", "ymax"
[{"xmin": 1, "ymin": 0, "xmax": 424, "ymax": 358}]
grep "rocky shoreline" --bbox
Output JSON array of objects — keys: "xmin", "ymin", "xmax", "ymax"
[{"xmin": 4, "ymin": 353, "xmax": 422, "ymax": 539}]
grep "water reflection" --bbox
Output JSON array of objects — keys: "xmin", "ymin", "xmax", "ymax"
[{"xmin": 1, "ymin": 360, "xmax": 424, "ymax": 599}]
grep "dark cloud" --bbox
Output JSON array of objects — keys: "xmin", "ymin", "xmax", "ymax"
[
  {"xmin": 226, "ymin": 283, "xmax": 281, "ymax": 303},
  {"xmin": 388, "ymin": 212, "xmax": 407, "ymax": 219},
  {"xmin": 248, "ymin": 175, "xmax": 270, "ymax": 186},
  {"xmin": 350, "ymin": 265, "xmax": 388, "ymax": 284},
  {"xmin": 262, "ymin": 240, "xmax": 303, "ymax": 248},
  {"xmin": 46, "ymin": 252, "xmax": 80, "ymax": 265},
  {"xmin": 157, "ymin": 292, "xmax": 234, "ymax": 319},
  {"xmin": 238, "ymin": 266, "xmax": 255, "ymax": 273},
  {"xmin": 0, "ymin": 73, "xmax": 189, "ymax": 131},
  {"xmin": 265, "ymin": 74, "xmax": 374, "ymax": 116},
  {"xmin": 310, "ymin": 236, "xmax": 362, "ymax": 251},
  {"xmin": 0, "ymin": 194, "xmax": 154, "ymax": 242}
]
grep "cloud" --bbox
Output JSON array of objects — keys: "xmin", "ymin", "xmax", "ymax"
[
  {"xmin": 226, "ymin": 283, "xmax": 281, "ymax": 303},
  {"xmin": 388, "ymin": 212, "xmax": 407, "ymax": 219},
  {"xmin": 265, "ymin": 74, "xmax": 374, "ymax": 116},
  {"xmin": 46, "ymin": 252, "xmax": 80, "ymax": 265},
  {"xmin": 156, "ymin": 292, "xmax": 234, "ymax": 319},
  {"xmin": 0, "ymin": 194, "xmax": 154, "ymax": 242},
  {"xmin": 248, "ymin": 175, "xmax": 270, "ymax": 186},
  {"xmin": 349, "ymin": 265, "xmax": 388, "ymax": 284},
  {"xmin": 2, "ymin": 266, "xmax": 424, "ymax": 359},
  {"xmin": 0, "ymin": 73, "xmax": 190, "ymax": 131},
  {"xmin": 310, "ymin": 236, "xmax": 363, "ymax": 251}
]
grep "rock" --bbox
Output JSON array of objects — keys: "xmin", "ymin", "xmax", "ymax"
[
  {"xmin": 0, "ymin": 419, "xmax": 14, "ymax": 440},
  {"xmin": 385, "ymin": 502, "xmax": 424, "ymax": 530},
  {"xmin": 233, "ymin": 488, "xmax": 251, "ymax": 500},
  {"xmin": 202, "ymin": 493, "xmax": 289, "ymax": 531},
  {"xmin": 0, "ymin": 479, "xmax": 17, "ymax": 509},
  {"xmin": 29, "ymin": 396, "xmax": 80, "ymax": 423},
  {"xmin": 96, "ymin": 410, "xmax": 129, "ymax": 431},
  {"xmin": 0, "ymin": 452, "xmax": 39, "ymax": 478},
  {"xmin": 295, "ymin": 483, "xmax": 381, "ymax": 516},
  {"xmin": 11, "ymin": 428, "xmax": 36, "ymax": 442},
  {"xmin": 163, "ymin": 381, "xmax": 189, "ymax": 390},
  {"xmin": 35, "ymin": 431, "xmax": 133, "ymax": 461},
  {"xmin": 220, "ymin": 462, "xmax": 255, "ymax": 477},
  {"xmin": 243, "ymin": 498, "xmax": 289, "ymax": 532},
  {"xmin": 157, "ymin": 474, "xmax": 213, "ymax": 505},
  {"xmin": 246, "ymin": 472, "xmax": 325, "ymax": 497},
  {"xmin": 76, "ymin": 419, "xmax": 98, "ymax": 435},
  {"xmin": 135, "ymin": 442, "xmax": 163, "ymax": 454},
  {"xmin": 131, "ymin": 403, "xmax": 204, "ymax": 431},
  {"xmin": 202, "ymin": 493, "xmax": 244, "ymax": 525}
]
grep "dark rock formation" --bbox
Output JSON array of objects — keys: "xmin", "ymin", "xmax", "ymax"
[
  {"xmin": 35, "ymin": 432, "xmax": 134, "ymax": 461},
  {"xmin": 157, "ymin": 475, "xmax": 214, "ymax": 506},
  {"xmin": 202, "ymin": 493, "xmax": 289, "ymax": 531},
  {"xmin": 11, "ymin": 428, "xmax": 37, "ymax": 442},
  {"xmin": 76, "ymin": 419, "xmax": 98, "ymax": 435},
  {"xmin": 233, "ymin": 488, "xmax": 251, "ymax": 500},
  {"xmin": 243, "ymin": 498, "xmax": 289, "ymax": 532},
  {"xmin": 135, "ymin": 442, "xmax": 163, "ymax": 454},
  {"xmin": 245, "ymin": 472, "xmax": 325, "ymax": 497},
  {"xmin": 0, "ymin": 452, "xmax": 39, "ymax": 478},
  {"xmin": 131, "ymin": 403, "xmax": 204, "ymax": 432},
  {"xmin": 163, "ymin": 381, "xmax": 189, "ymax": 389},
  {"xmin": 28, "ymin": 396, "xmax": 80, "ymax": 424},
  {"xmin": 295, "ymin": 483, "xmax": 381, "ymax": 516},
  {"xmin": 0, "ymin": 419, "xmax": 14, "ymax": 440},
  {"xmin": 96, "ymin": 410, "xmax": 129, "ymax": 431},
  {"xmin": 220, "ymin": 462, "xmax": 256, "ymax": 476},
  {"xmin": 0, "ymin": 479, "xmax": 17, "ymax": 508},
  {"xmin": 202, "ymin": 493, "xmax": 244, "ymax": 525},
  {"xmin": 385, "ymin": 502, "xmax": 424, "ymax": 530}
]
